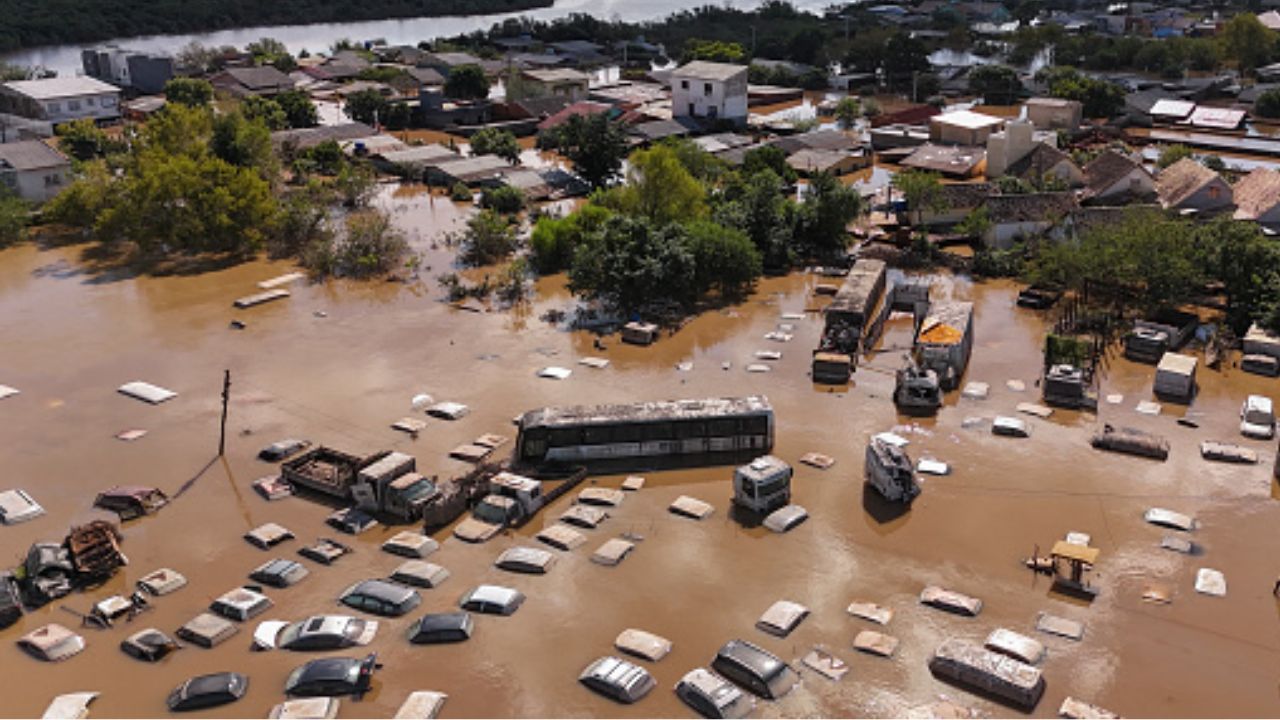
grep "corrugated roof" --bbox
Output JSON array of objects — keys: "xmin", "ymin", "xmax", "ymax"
[
  {"xmin": 524, "ymin": 68, "xmax": 590, "ymax": 84},
  {"xmin": 1188, "ymin": 106, "xmax": 1245, "ymax": 130},
  {"xmin": 0, "ymin": 140, "xmax": 69, "ymax": 171},
  {"xmin": 3, "ymin": 76, "xmax": 119, "ymax": 99},
  {"xmin": 1149, "ymin": 98, "xmax": 1195, "ymax": 118},
  {"xmin": 900, "ymin": 144, "xmax": 985, "ymax": 176},
  {"xmin": 930, "ymin": 110, "xmax": 1005, "ymax": 130}
]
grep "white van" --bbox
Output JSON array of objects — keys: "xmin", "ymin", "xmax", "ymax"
[
  {"xmin": 732, "ymin": 456, "xmax": 793, "ymax": 514},
  {"xmin": 1240, "ymin": 395, "xmax": 1275, "ymax": 439}
]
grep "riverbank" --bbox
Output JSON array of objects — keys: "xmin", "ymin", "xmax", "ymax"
[{"xmin": 1, "ymin": 180, "xmax": 1278, "ymax": 717}]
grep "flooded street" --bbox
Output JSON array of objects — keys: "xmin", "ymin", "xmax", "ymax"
[{"xmin": 1, "ymin": 190, "xmax": 1279, "ymax": 718}]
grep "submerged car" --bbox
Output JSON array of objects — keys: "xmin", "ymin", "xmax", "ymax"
[
  {"xmin": 407, "ymin": 612, "xmax": 474, "ymax": 645},
  {"xmin": 93, "ymin": 485, "xmax": 168, "ymax": 521},
  {"xmin": 458, "ymin": 585, "xmax": 524, "ymax": 616},
  {"xmin": 579, "ymin": 655, "xmax": 656, "ymax": 704},
  {"xmin": 339, "ymin": 580, "xmax": 421, "ymax": 617},
  {"xmin": 167, "ymin": 672, "xmax": 248, "ymax": 712},
  {"xmin": 1240, "ymin": 395, "xmax": 1275, "ymax": 439},
  {"xmin": 121, "ymin": 628, "xmax": 179, "ymax": 662},
  {"xmin": 675, "ymin": 668, "xmax": 756, "ymax": 719},
  {"xmin": 711, "ymin": 640, "xmax": 799, "ymax": 700},
  {"xmin": 284, "ymin": 653, "xmax": 380, "ymax": 698},
  {"xmin": 259, "ymin": 439, "xmax": 311, "ymax": 462},
  {"xmin": 264, "ymin": 615, "xmax": 379, "ymax": 651},
  {"xmin": 250, "ymin": 559, "xmax": 310, "ymax": 588}
]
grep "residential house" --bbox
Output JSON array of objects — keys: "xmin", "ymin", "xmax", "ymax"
[
  {"xmin": 270, "ymin": 122, "xmax": 377, "ymax": 153},
  {"xmin": 984, "ymin": 117, "xmax": 1035, "ymax": 177},
  {"xmin": 81, "ymin": 46, "xmax": 174, "ymax": 94},
  {"xmin": 121, "ymin": 95, "xmax": 167, "ymax": 121},
  {"xmin": 1024, "ymin": 97, "xmax": 1082, "ymax": 131},
  {"xmin": 785, "ymin": 147, "xmax": 868, "ymax": 176},
  {"xmin": 929, "ymin": 110, "xmax": 1005, "ymax": 146},
  {"xmin": 1082, "ymin": 150, "xmax": 1156, "ymax": 204},
  {"xmin": 426, "ymin": 154, "xmax": 511, "ymax": 187},
  {"xmin": 0, "ymin": 77, "xmax": 121, "ymax": 124},
  {"xmin": 628, "ymin": 118, "xmax": 695, "ymax": 144},
  {"xmin": 0, "ymin": 113, "xmax": 53, "ymax": 143},
  {"xmin": 981, "ymin": 192, "xmax": 1078, "ymax": 249},
  {"xmin": 911, "ymin": 183, "xmax": 994, "ymax": 227},
  {"xmin": 1260, "ymin": 10, "xmax": 1280, "ymax": 32},
  {"xmin": 209, "ymin": 66, "xmax": 295, "ymax": 98},
  {"xmin": 1232, "ymin": 168, "xmax": 1280, "ymax": 225},
  {"xmin": 0, "ymin": 140, "xmax": 72, "ymax": 202},
  {"xmin": 671, "ymin": 61, "xmax": 749, "ymax": 126},
  {"xmin": 548, "ymin": 40, "xmax": 609, "ymax": 66},
  {"xmin": 1187, "ymin": 106, "xmax": 1246, "ymax": 131},
  {"xmin": 1003, "ymin": 143, "xmax": 1085, "ymax": 188},
  {"xmin": 536, "ymin": 101, "xmax": 614, "ymax": 133},
  {"xmin": 770, "ymin": 129, "xmax": 860, "ymax": 155},
  {"xmin": 421, "ymin": 52, "xmax": 490, "ymax": 76},
  {"xmin": 1156, "ymin": 158, "xmax": 1232, "ymax": 213},
  {"xmin": 407, "ymin": 67, "xmax": 446, "ymax": 92},
  {"xmin": 510, "ymin": 68, "xmax": 590, "ymax": 103},
  {"xmin": 1055, "ymin": 205, "xmax": 1162, "ymax": 241},
  {"xmin": 900, "ymin": 143, "xmax": 986, "ymax": 178}
]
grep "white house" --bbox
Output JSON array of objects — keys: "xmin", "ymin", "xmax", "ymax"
[
  {"xmin": 672, "ymin": 61, "xmax": 748, "ymax": 126},
  {"xmin": 0, "ymin": 140, "xmax": 72, "ymax": 203},
  {"xmin": 0, "ymin": 77, "xmax": 121, "ymax": 124}
]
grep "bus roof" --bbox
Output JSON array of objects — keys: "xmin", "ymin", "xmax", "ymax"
[
  {"xmin": 520, "ymin": 396, "xmax": 772, "ymax": 429},
  {"xmin": 827, "ymin": 259, "xmax": 886, "ymax": 318}
]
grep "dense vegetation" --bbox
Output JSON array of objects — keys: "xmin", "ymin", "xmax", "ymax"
[{"xmin": 0, "ymin": 0, "xmax": 553, "ymax": 52}]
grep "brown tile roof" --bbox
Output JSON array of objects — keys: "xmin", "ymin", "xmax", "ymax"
[
  {"xmin": 983, "ymin": 192, "xmax": 1078, "ymax": 224},
  {"xmin": 937, "ymin": 182, "xmax": 995, "ymax": 209},
  {"xmin": 0, "ymin": 139, "xmax": 69, "ymax": 171},
  {"xmin": 1005, "ymin": 143, "xmax": 1079, "ymax": 182},
  {"xmin": 1156, "ymin": 157, "xmax": 1223, "ymax": 208},
  {"xmin": 1232, "ymin": 168, "xmax": 1280, "ymax": 220},
  {"xmin": 1083, "ymin": 150, "xmax": 1146, "ymax": 197}
]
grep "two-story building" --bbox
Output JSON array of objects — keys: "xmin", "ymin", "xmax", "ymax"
[
  {"xmin": 0, "ymin": 140, "xmax": 72, "ymax": 203},
  {"xmin": 671, "ymin": 61, "xmax": 748, "ymax": 126},
  {"xmin": 82, "ymin": 46, "xmax": 175, "ymax": 95},
  {"xmin": 509, "ymin": 68, "xmax": 590, "ymax": 103},
  {"xmin": 0, "ymin": 77, "xmax": 121, "ymax": 125}
]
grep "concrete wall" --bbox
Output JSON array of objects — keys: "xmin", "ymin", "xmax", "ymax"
[
  {"xmin": 0, "ymin": 164, "xmax": 71, "ymax": 203},
  {"xmin": 1098, "ymin": 169, "xmax": 1155, "ymax": 201},
  {"xmin": 0, "ymin": 88, "xmax": 120, "ymax": 124},
  {"xmin": 673, "ymin": 73, "xmax": 748, "ymax": 124},
  {"xmin": 1174, "ymin": 177, "xmax": 1233, "ymax": 211},
  {"xmin": 986, "ymin": 220, "xmax": 1053, "ymax": 250}
]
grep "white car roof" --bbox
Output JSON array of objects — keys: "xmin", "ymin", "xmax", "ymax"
[{"xmin": 467, "ymin": 584, "xmax": 521, "ymax": 605}]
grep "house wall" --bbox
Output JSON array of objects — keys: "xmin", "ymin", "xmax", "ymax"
[
  {"xmin": 1048, "ymin": 160, "xmax": 1086, "ymax": 186},
  {"xmin": 673, "ymin": 72, "xmax": 748, "ymax": 124},
  {"xmin": 6, "ymin": 90, "xmax": 121, "ymax": 124},
  {"xmin": 1173, "ymin": 177, "xmax": 1232, "ymax": 211},
  {"xmin": 0, "ymin": 164, "xmax": 71, "ymax": 203},
  {"xmin": 1256, "ymin": 203, "xmax": 1280, "ymax": 225},
  {"xmin": 986, "ymin": 220, "xmax": 1053, "ymax": 250},
  {"xmin": 1098, "ymin": 169, "xmax": 1155, "ymax": 200},
  {"xmin": 1026, "ymin": 102, "xmax": 1082, "ymax": 130}
]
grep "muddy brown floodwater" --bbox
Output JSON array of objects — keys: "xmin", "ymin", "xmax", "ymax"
[{"xmin": 1, "ymin": 187, "xmax": 1279, "ymax": 719}]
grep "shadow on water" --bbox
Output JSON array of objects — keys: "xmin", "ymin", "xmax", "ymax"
[
  {"xmin": 728, "ymin": 504, "xmax": 765, "ymax": 529},
  {"xmin": 925, "ymin": 670, "xmax": 1038, "ymax": 716},
  {"xmin": 70, "ymin": 242, "xmax": 255, "ymax": 285},
  {"xmin": 861, "ymin": 484, "xmax": 911, "ymax": 528}
]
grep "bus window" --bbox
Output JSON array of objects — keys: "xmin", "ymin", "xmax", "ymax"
[
  {"xmin": 583, "ymin": 425, "xmax": 612, "ymax": 444},
  {"xmin": 642, "ymin": 422, "xmax": 674, "ymax": 441},
  {"xmin": 675, "ymin": 421, "xmax": 707, "ymax": 439},
  {"xmin": 745, "ymin": 416, "xmax": 770, "ymax": 434},
  {"xmin": 549, "ymin": 427, "xmax": 582, "ymax": 446},
  {"xmin": 613, "ymin": 424, "xmax": 642, "ymax": 442},
  {"xmin": 709, "ymin": 419, "xmax": 737, "ymax": 436},
  {"xmin": 522, "ymin": 439, "xmax": 545, "ymax": 458}
]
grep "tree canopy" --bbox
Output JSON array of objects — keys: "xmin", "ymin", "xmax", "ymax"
[
  {"xmin": 163, "ymin": 78, "xmax": 213, "ymax": 107},
  {"xmin": 444, "ymin": 64, "xmax": 491, "ymax": 100}
]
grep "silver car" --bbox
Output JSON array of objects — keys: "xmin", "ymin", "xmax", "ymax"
[{"xmin": 579, "ymin": 655, "xmax": 656, "ymax": 704}]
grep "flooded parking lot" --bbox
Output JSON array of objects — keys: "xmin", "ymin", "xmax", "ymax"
[{"xmin": 1, "ymin": 191, "xmax": 1278, "ymax": 717}]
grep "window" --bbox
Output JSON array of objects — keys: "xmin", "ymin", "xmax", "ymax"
[
  {"xmin": 549, "ymin": 427, "xmax": 582, "ymax": 446},
  {"xmin": 704, "ymin": 82, "xmax": 712, "ymax": 96},
  {"xmin": 680, "ymin": 80, "xmax": 689, "ymax": 90},
  {"xmin": 641, "ymin": 422, "xmax": 674, "ymax": 441},
  {"xmin": 45, "ymin": 102, "xmax": 60, "ymax": 113},
  {"xmin": 84, "ymin": 97, "xmax": 95, "ymax": 106},
  {"xmin": 101, "ymin": 96, "xmax": 116, "ymax": 107},
  {"xmin": 745, "ymin": 416, "xmax": 770, "ymax": 434},
  {"xmin": 583, "ymin": 425, "xmax": 612, "ymax": 444},
  {"xmin": 674, "ymin": 421, "xmax": 706, "ymax": 439},
  {"xmin": 613, "ymin": 424, "xmax": 642, "ymax": 442},
  {"xmin": 709, "ymin": 419, "xmax": 737, "ymax": 436},
  {"xmin": 687, "ymin": 102, "xmax": 695, "ymax": 116},
  {"xmin": 67, "ymin": 100, "xmax": 80, "ymax": 111},
  {"xmin": 45, "ymin": 174, "xmax": 62, "ymax": 187}
]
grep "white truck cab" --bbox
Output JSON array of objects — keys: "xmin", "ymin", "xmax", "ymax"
[
  {"xmin": 732, "ymin": 456, "xmax": 793, "ymax": 514},
  {"xmin": 1240, "ymin": 394, "xmax": 1275, "ymax": 439}
]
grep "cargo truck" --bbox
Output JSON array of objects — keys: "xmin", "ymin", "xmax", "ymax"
[{"xmin": 812, "ymin": 259, "xmax": 886, "ymax": 384}]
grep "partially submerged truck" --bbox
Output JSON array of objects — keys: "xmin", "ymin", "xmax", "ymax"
[
  {"xmin": 283, "ymin": 447, "xmax": 494, "ymax": 528},
  {"xmin": 1123, "ymin": 309, "xmax": 1198, "ymax": 363},
  {"xmin": 812, "ymin": 259, "xmax": 887, "ymax": 384},
  {"xmin": 865, "ymin": 437, "xmax": 920, "ymax": 503},
  {"xmin": 454, "ymin": 469, "xmax": 588, "ymax": 543},
  {"xmin": 914, "ymin": 301, "xmax": 974, "ymax": 392},
  {"xmin": 731, "ymin": 456, "xmax": 793, "ymax": 515}
]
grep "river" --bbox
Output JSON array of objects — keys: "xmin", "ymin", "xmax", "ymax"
[
  {"xmin": 3, "ymin": 0, "xmax": 839, "ymax": 79},
  {"xmin": 1, "ymin": 183, "xmax": 1278, "ymax": 717}
]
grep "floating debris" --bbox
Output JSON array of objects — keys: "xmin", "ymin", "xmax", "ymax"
[
  {"xmin": 537, "ymin": 366, "xmax": 572, "ymax": 380},
  {"xmin": 1159, "ymin": 535, "xmax": 1194, "ymax": 554},
  {"xmin": 853, "ymin": 630, "xmax": 900, "ymax": 658},
  {"xmin": 117, "ymin": 381, "xmax": 177, "ymax": 405},
  {"xmin": 1006, "ymin": 379, "xmax": 1026, "ymax": 392},
  {"xmin": 846, "ymin": 601, "xmax": 893, "ymax": 625},
  {"xmin": 962, "ymin": 382, "xmax": 989, "ymax": 400},
  {"xmin": 675, "ymin": 361, "xmax": 694, "ymax": 372},
  {"xmin": 1034, "ymin": 612, "xmax": 1083, "ymax": 640},
  {"xmin": 802, "ymin": 646, "xmax": 849, "ymax": 679},
  {"xmin": 1106, "ymin": 394, "xmax": 1124, "ymax": 405},
  {"xmin": 917, "ymin": 458, "xmax": 950, "ymax": 476},
  {"xmin": 1059, "ymin": 697, "xmax": 1119, "ymax": 719},
  {"xmin": 257, "ymin": 272, "xmax": 304, "ymax": 289},
  {"xmin": 579, "ymin": 357, "xmax": 610, "ymax": 369},
  {"xmin": 764, "ymin": 331, "xmax": 793, "ymax": 342},
  {"xmin": 1135, "ymin": 400, "xmax": 1162, "ymax": 416},
  {"xmin": 392, "ymin": 417, "xmax": 427, "ymax": 434},
  {"xmin": 1142, "ymin": 584, "xmax": 1173, "ymax": 605},
  {"xmin": 621, "ymin": 476, "xmax": 645, "ymax": 491},
  {"xmin": 0, "ymin": 385, "xmax": 18, "ymax": 400},
  {"xmin": 1195, "ymin": 568, "xmax": 1226, "ymax": 597},
  {"xmin": 1016, "ymin": 402, "xmax": 1053, "ymax": 419},
  {"xmin": 233, "ymin": 289, "xmax": 290, "ymax": 308},
  {"xmin": 425, "ymin": 402, "xmax": 468, "ymax": 420},
  {"xmin": 754, "ymin": 350, "xmax": 782, "ymax": 361},
  {"xmin": 800, "ymin": 452, "xmax": 835, "ymax": 470}
]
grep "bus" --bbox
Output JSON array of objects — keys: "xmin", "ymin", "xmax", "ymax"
[
  {"xmin": 812, "ymin": 258, "xmax": 887, "ymax": 383},
  {"xmin": 513, "ymin": 396, "xmax": 774, "ymax": 472}
]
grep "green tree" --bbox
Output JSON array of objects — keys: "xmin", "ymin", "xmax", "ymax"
[
  {"xmin": 1195, "ymin": 217, "xmax": 1280, "ymax": 334},
  {"xmin": 1255, "ymin": 88, "xmax": 1280, "ymax": 118},
  {"xmin": 344, "ymin": 88, "xmax": 389, "ymax": 125},
  {"xmin": 334, "ymin": 210, "xmax": 408, "ymax": 277},
  {"xmin": 682, "ymin": 39, "xmax": 746, "ymax": 63},
  {"xmin": 54, "ymin": 118, "xmax": 121, "ymax": 161},
  {"xmin": 1157, "ymin": 144, "xmax": 1194, "ymax": 169},
  {"xmin": 1219, "ymin": 13, "xmax": 1274, "ymax": 74},
  {"xmin": 968, "ymin": 64, "xmax": 1022, "ymax": 105},
  {"xmin": 0, "ymin": 187, "xmax": 27, "ymax": 246},
  {"xmin": 568, "ymin": 215, "xmax": 697, "ymax": 313},
  {"xmin": 241, "ymin": 95, "xmax": 288, "ymax": 130},
  {"xmin": 211, "ymin": 111, "xmax": 277, "ymax": 179},
  {"xmin": 303, "ymin": 140, "xmax": 344, "ymax": 175},
  {"xmin": 834, "ymin": 96, "xmax": 861, "ymax": 130},
  {"xmin": 271, "ymin": 181, "xmax": 334, "ymax": 258},
  {"xmin": 794, "ymin": 171, "xmax": 862, "ymax": 260},
  {"xmin": 661, "ymin": 137, "xmax": 723, "ymax": 183},
  {"xmin": 883, "ymin": 33, "xmax": 931, "ymax": 95},
  {"xmin": 334, "ymin": 162, "xmax": 377, "ymax": 207},
  {"xmin": 163, "ymin": 77, "xmax": 214, "ymax": 107},
  {"xmin": 469, "ymin": 127, "xmax": 521, "ymax": 163},
  {"xmin": 552, "ymin": 113, "xmax": 628, "ymax": 189},
  {"xmin": 276, "ymin": 90, "xmax": 319, "ymax": 128},
  {"xmin": 143, "ymin": 102, "xmax": 214, "ymax": 157},
  {"xmin": 1037, "ymin": 66, "xmax": 1124, "ymax": 118},
  {"xmin": 459, "ymin": 208, "xmax": 518, "ymax": 265},
  {"xmin": 247, "ymin": 37, "xmax": 296, "ymax": 71},
  {"xmin": 529, "ymin": 204, "xmax": 611, "ymax": 274},
  {"xmin": 444, "ymin": 64, "xmax": 490, "ymax": 100},
  {"xmin": 686, "ymin": 220, "xmax": 761, "ymax": 299},
  {"xmin": 596, "ymin": 144, "xmax": 706, "ymax": 225},
  {"xmin": 892, "ymin": 169, "xmax": 943, "ymax": 226},
  {"xmin": 480, "ymin": 184, "xmax": 525, "ymax": 214},
  {"xmin": 956, "ymin": 206, "xmax": 992, "ymax": 240},
  {"xmin": 741, "ymin": 145, "xmax": 797, "ymax": 184},
  {"xmin": 714, "ymin": 168, "xmax": 794, "ymax": 271}
]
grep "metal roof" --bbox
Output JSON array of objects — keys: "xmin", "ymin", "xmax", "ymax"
[
  {"xmin": 520, "ymin": 396, "xmax": 772, "ymax": 429},
  {"xmin": 3, "ymin": 76, "xmax": 118, "ymax": 99},
  {"xmin": 672, "ymin": 61, "xmax": 748, "ymax": 82},
  {"xmin": 0, "ymin": 140, "xmax": 68, "ymax": 171}
]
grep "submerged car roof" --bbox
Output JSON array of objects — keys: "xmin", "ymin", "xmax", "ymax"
[
  {"xmin": 414, "ymin": 612, "xmax": 471, "ymax": 632},
  {"xmin": 292, "ymin": 656, "xmax": 363, "ymax": 683},
  {"xmin": 346, "ymin": 579, "xmax": 416, "ymax": 603},
  {"xmin": 716, "ymin": 639, "xmax": 786, "ymax": 678}
]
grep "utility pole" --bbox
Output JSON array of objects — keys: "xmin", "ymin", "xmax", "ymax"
[{"xmin": 218, "ymin": 370, "xmax": 230, "ymax": 456}]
